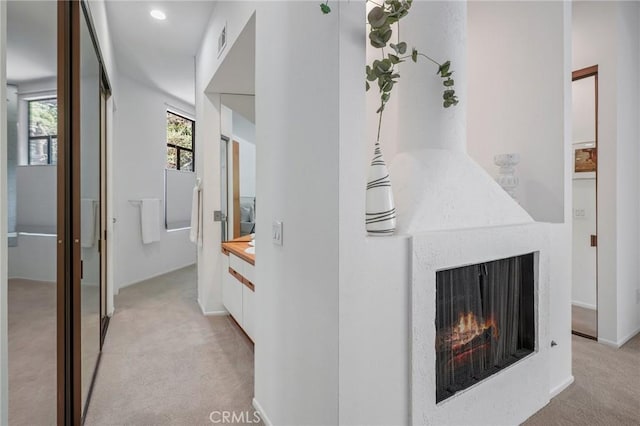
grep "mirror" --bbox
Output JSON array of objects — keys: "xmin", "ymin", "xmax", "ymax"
[
  {"xmin": 571, "ymin": 69, "xmax": 598, "ymax": 340},
  {"xmin": 6, "ymin": 0, "xmax": 58, "ymax": 423},
  {"xmin": 220, "ymin": 94, "xmax": 256, "ymax": 242},
  {"xmin": 80, "ymin": 9, "xmax": 101, "ymax": 414}
]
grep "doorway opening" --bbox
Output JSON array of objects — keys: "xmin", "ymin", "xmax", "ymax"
[{"xmin": 571, "ymin": 65, "xmax": 598, "ymax": 340}]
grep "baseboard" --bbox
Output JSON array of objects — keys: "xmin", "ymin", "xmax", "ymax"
[
  {"xmin": 597, "ymin": 337, "xmax": 619, "ymax": 347},
  {"xmin": 571, "ymin": 301, "xmax": 596, "ymax": 310},
  {"xmin": 549, "ymin": 375, "xmax": 574, "ymax": 399},
  {"xmin": 252, "ymin": 398, "xmax": 273, "ymax": 426},
  {"xmin": 117, "ymin": 262, "xmax": 196, "ymax": 291},
  {"xmin": 7, "ymin": 276, "xmax": 55, "ymax": 283},
  {"xmin": 197, "ymin": 298, "xmax": 228, "ymax": 316},
  {"xmin": 600, "ymin": 326, "xmax": 640, "ymax": 348}
]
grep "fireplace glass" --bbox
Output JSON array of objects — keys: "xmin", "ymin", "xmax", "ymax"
[{"xmin": 435, "ymin": 253, "xmax": 535, "ymax": 403}]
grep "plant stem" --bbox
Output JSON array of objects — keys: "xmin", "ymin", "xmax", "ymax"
[
  {"xmin": 417, "ymin": 53, "xmax": 441, "ymax": 67},
  {"xmin": 366, "ymin": 0, "xmax": 385, "ymax": 7}
]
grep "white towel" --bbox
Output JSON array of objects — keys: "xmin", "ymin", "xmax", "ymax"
[
  {"xmin": 81, "ymin": 199, "xmax": 97, "ymax": 248},
  {"xmin": 140, "ymin": 198, "xmax": 161, "ymax": 244},
  {"xmin": 189, "ymin": 180, "xmax": 202, "ymax": 247}
]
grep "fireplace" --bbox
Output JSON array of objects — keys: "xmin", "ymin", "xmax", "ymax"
[{"xmin": 435, "ymin": 253, "xmax": 535, "ymax": 403}]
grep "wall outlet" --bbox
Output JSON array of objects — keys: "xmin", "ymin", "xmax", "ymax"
[{"xmin": 272, "ymin": 221, "xmax": 283, "ymax": 246}]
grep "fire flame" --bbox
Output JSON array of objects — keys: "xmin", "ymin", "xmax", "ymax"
[{"xmin": 449, "ymin": 312, "xmax": 499, "ymax": 351}]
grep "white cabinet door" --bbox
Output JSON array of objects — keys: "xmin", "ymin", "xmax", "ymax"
[
  {"xmin": 242, "ymin": 284, "xmax": 255, "ymax": 341},
  {"xmin": 222, "ymin": 255, "xmax": 243, "ymax": 324}
]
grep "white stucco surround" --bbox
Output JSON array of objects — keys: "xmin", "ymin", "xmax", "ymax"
[{"xmin": 411, "ymin": 224, "xmax": 550, "ymax": 425}]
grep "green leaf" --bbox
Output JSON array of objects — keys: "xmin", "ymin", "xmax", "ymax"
[
  {"xmin": 438, "ymin": 61, "xmax": 451, "ymax": 76},
  {"xmin": 443, "ymin": 78, "xmax": 454, "ymax": 87},
  {"xmin": 369, "ymin": 32, "xmax": 386, "ymax": 48},
  {"xmin": 396, "ymin": 42, "xmax": 407, "ymax": 54},
  {"xmin": 368, "ymin": 6, "xmax": 388, "ymax": 28},
  {"xmin": 320, "ymin": 3, "xmax": 331, "ymax": 14},
  {"xmin": 411, "ymin": 48, "xmax": 418, "ymax": 63},
  {"xmin": 388, "ymin": 54, "xmax": 400, "ymax": 64},
  {"xmin": 379, "ymin": 26, "xmax": 393, "ymax": 43},
  {"xmin": 366, "ymin": 81, "xmax": 370, "ymax": 91}
]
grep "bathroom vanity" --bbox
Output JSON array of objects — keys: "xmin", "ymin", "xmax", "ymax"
[{"xmin": 221, "ymin": 236, "xmax": 255, "ymax": 341}]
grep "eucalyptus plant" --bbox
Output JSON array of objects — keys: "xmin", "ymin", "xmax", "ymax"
[{"xmin": 322, "ymin": 0, "xmax": 459, "ymax": 141}]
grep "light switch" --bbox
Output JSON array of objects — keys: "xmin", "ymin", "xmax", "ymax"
[{"xmin": 272, "ymin": 221, "xmax": 283, "ymax": 246}]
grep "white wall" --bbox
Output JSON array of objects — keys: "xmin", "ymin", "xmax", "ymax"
[
  {"xmin": 197, "ymin": 3, "xmax": 341, "ymax": 424},
  {"xmin": 614, "ymin": 2, "xmax": 640, "ymax": 345},
  {"xmin": 573, "ymin": 0, "xmax": 640, "ymax": 346},
  {"xmin": 467, "ymin": 2, "xmax": 566, "ymax": 224},
  {"xmin": 112, "ymin": 75, "xmax": 195, "ymax": 291},
  {"xmin": 254, "ymin": 5, "xmax": 340, "ymax": 424},
  {"xmin": 0, "ymin": 2, "xmax": 9, "ymax": 422}
]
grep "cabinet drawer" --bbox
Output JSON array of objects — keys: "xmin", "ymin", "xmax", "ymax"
[
  {"xmin": 222, "ymin": 258, "xmax": 242, "ymax": 323},
  {"xmin": 229, "ymin": 254, "xmax": 245, "ymax": 276},
  {"xmin": 242, "ymin": 284, "xmax": 255, "ymax": 341},
  {"xmin": 243, "ymin": 262, "xmax": 255, "ymax": 286}
]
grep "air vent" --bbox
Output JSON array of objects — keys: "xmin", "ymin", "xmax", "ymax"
[{"xmin": 218, "ymin": 23, "xmax": 227, "ymax": 57}]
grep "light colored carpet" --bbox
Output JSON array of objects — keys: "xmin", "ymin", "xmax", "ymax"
[
  {"xmin": 8, "ymin": 279, "xmax": 56, "ymax": 426},
  {"xmin": 525, "ymin": 334, "xmax": 640, "ymax": 425},
  {"xmin": 84, "ymin": 265, "xmax": 258, "ymax": 425},
  {"xmin": 8, "ymin": 278, "xmax": 102, "ymax": 426},
  {"xmin": 572, "ymin": 305, "xmax": 597, "ymax": 338}
]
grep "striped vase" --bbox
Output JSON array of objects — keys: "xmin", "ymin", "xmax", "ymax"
[{"xmin": 366, "ymin": 141, "xmax": 396, "ymax": 236}]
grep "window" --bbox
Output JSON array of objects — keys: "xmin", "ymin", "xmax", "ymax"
[
  {"xmin": 28, "ymin": 98, "xmax": 58, "ymax": 165},
  {"xmin": 166, "ymin": 111, "xmax": 195, "ymax": 171}
]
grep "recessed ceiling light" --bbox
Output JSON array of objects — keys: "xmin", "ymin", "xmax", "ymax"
[{"xmin": 150, "ymin": 10, "xmax": 166, "ymax": 20}]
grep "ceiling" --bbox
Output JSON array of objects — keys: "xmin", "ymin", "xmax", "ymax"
[
  {"xmin": 6, "ymin": 1, "xmax": 57, "ymax": 84},
  {"xmin": 6, "ymin": 1, "xmax": 215, "ymax": 105},
  {"xmin": 105, "ymin": 0, "xmax": 217, "ymax": 105}
]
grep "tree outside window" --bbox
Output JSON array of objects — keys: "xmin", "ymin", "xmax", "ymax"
[
  {"xmin": 28, "ymin": 98, "xmax": 58, "ymax": 165},
  {"xmin": 166, "ymin": 111, "xmax": 194, "ymax": 171}
]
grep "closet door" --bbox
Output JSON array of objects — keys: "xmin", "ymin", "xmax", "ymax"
[
  {"xmin": 58, "ymin": 1, "xmax": 110, "ymax": 423},
  {"xmin": 79, "ymin": 6, "xmax": 101, "ymax": 418}
]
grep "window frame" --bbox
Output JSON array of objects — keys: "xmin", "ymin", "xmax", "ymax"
[
  {"xmin": 27, "ymin": 97, "xmax": 58, "ymax": 165},
  {"xmin": 166, "ymin": 110, "xmax": 195, "ymax": 172}
]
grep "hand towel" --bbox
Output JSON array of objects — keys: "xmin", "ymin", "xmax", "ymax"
[
  {"xmin": 189, "ymin": 180, "xmax": 202, "ymax": 246},
  {"xmin": 141, "ymin": 198, "xmax": 161, "ymax": 244},
  {"xmin": 81, "ymin": 198, "xmax": 97, "ymax": 248}
]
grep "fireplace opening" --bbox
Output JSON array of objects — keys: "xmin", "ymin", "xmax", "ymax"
[{"xmin": 435, "ymin": 253, "xmax": 535, "ymax": 403}]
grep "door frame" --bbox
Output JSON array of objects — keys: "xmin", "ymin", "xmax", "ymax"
[{"xmin": 571, "ymin": 65, "xmax": 599, "ymax": 340}]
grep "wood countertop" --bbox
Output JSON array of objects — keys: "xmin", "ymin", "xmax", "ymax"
[{"xmin": 221, "ymin": 236, "xmax": 255, "ymax": 265}]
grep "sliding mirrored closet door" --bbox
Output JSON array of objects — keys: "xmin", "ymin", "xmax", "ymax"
[{"xmin": 57, "ymin": 1, "xmax": 110, "ymax": 422}]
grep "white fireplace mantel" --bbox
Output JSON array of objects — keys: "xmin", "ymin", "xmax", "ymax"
[{"xmin": 411, "ymin": 223, "xmax": 551, "ymax": 425}]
